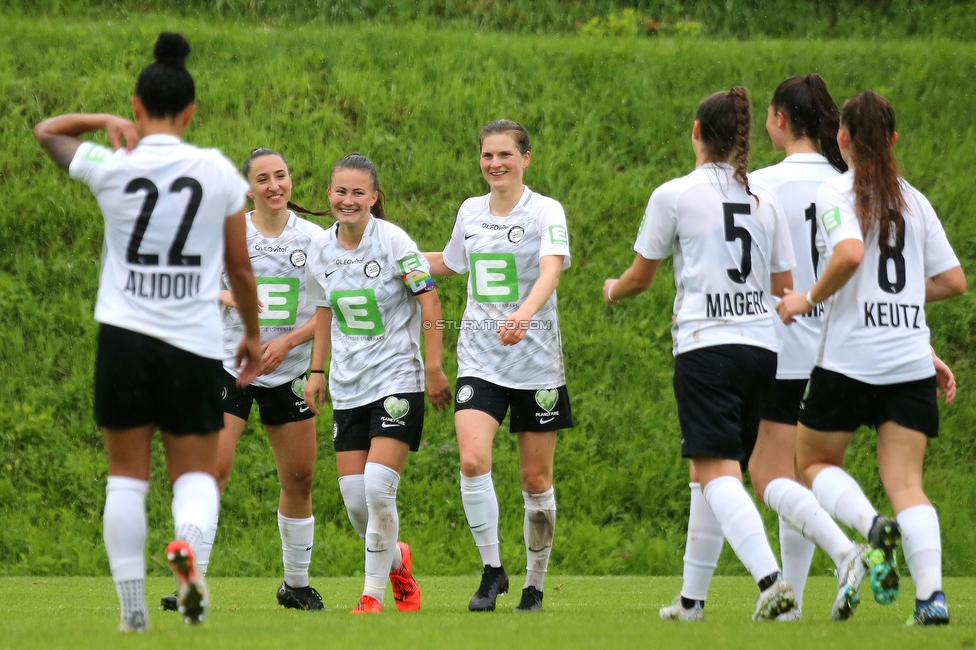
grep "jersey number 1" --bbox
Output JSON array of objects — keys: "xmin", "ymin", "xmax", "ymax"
[
  {"xmin": 124, "ymin": 177, "xmax": 203, "ymax": 267},
  {"xmin": 723, "ymin": 203, "xmax": 752, "ymax": 284}
]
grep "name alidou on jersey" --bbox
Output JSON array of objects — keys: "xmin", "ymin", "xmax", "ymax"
[{"xmin": 69, "ymin": 135, "xmax": 249, "ymax": 360}]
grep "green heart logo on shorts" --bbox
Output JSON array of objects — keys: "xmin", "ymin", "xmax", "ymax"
[
  {"xmin": 384, "ymin": 396, "xmax": 410, "ymax": 420},
  {"xmin": 292, "ymin": 376, "xmax": 308, "ymax": 398},
  {"xmin": 535, "ymin": 389, "xmax": 558, "ymax": 413}
]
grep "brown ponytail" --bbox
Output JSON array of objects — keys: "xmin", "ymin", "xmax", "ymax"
[
  {"xmin": 770, "ymin": 74, "xmax": 847, "ymax": 173},
  {"xmin": 841, "ymin": 90, "xmax": 906, "ymax": 248},
  {"xmin": 696, "ymin": 87, "xmax": 752, "ymax": 194}
]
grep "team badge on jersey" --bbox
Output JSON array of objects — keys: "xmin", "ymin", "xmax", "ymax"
[
  {"xmin": 291, "ymin": 376, "xmax": 307, "ymax": 398},
  {"xmin": 364, "ymin": 260, "xmax": 381, "ymax": 278},
  {"xmin": 290, "ymin": 249, "xmax": 307, "ymax": 268},
  {"xmin": 508, "ymin": 226, "xmax": 524, "ymax": 244},
  {"xmin": 457, "ymin": 385, "xmax": 474, "ymax": 403}
]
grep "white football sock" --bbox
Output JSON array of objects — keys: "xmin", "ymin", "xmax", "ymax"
[
  {"xmin": 171, "ymin": 471, "xmax": 219, "ymax": 554},
  {"xmin": 681, "ymin": 482, "xmax": 723, "ymax": 602},
  {"xmin": 778, "ymin": 516, "xmax": 814, "ymax": 611},
  {"xmin": 340, "ymin": 474, "xmax": 402, "ymax": 570},
  {"xmin": 195, "ymin": 514, "xmax": 218, "ymax": 577},
  {"xmin": 702, "ymin": 476, "xmax": 780, "ymax": 584},
  {"xmin": 811, "ymin": 466, "xmax": 877, "ymax": 538},
  {"xmin": 278, "ymin": 511, "xmax": 314, "ymax": 589},
  {"xmin": 460, "ymin": 471, "xmax": 501, "ymax": 567},
  {"xmin": 104, "ymin": 476, "xmax": 149, "ymax": 618},
  {"xmin": 363, "ymin": 462, "xmax": 400, "ymax": 603},
  {"xmin": 897, "ymin": 504, "xmax": 942, "ymax": 600},
  {"xmin": 523, "ymin": 487, "xmax": 556, "ymax": 591},
  {"xmin": 338, "ymin": 474, "xmax": 368, "ymax": 539},
  {"xmin": 764, "ymin": 478, "xmax": 854, "ymax": 567}
]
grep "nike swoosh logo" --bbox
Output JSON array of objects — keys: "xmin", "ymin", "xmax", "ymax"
[
  {"xmin": 464, "ymin": 233, "xmax": 476, "ymax": 240},
  {"xmin": 305, "ymin": 545, "xmax": 313, "ymax": 551},
  {"xmin": 299, "ymin": 405, "xmax": 310, "ymax": 413},
  {"xmin": 324, "ymin": 269, "xmax": 337, "ymax": 277},
  {"xmin": 381, "ymin": 422, "xmax": 402, "ymax": 428},
  {"xmin": 540, "ymin": 417, "xmax": 554, "ymax": 424}
]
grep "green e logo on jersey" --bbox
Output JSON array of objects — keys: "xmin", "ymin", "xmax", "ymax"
[
  {"xmin": 470, "ymin": 253, "xmax": 518, "ymax": 303},
  {"xmin": 548, "ymin": 225, "xmax": 568, "ymax": 245},
  {"xmin": 85, "ymin": 145, "xmax": 112, "ymax": 163},
  {"xmin": 256, "ymin": 277, "xmax": 299, "ymax": 325},
  {"xmin": 331, "ymin": 289, "xmax": 385, "ymax": 336},
  {"xmin": 397, "ymin": 253, "xmax": 423, "ymax": 274},
  {"xmin": 821, "ymin": 207, "xmax": 842, "ymax": 234}
]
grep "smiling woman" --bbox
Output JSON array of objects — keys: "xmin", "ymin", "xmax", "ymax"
[
  {"xmin": 423, "ymin": 119, "xmax": 574, "ymax": 614},
  {"xmin": 156, "ymin": 147, "xmax": 331, "ymax": 614},
  {"xmin": 303, "ymin": 152, "xmax": 452, "ymax": 614}
]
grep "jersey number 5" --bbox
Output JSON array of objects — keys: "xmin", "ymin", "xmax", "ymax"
[
  {"xmin": 723, "ymin": 203, "xmax": 753, "ymax": 284},
  {"xmin": 124, "ymin": 177, "xmax": 203, "ymax": 267}
]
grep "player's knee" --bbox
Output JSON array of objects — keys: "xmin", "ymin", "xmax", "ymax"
[
  {"xmin": 520, "ymin": 469, "xmax": 552, "ymax": 495},
  {"xmin": 281, "ymin": 467, "xmax": 314, "ymax": 497}
]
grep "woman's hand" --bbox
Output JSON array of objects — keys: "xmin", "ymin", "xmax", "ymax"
[
  {"xmin": 933, "ymin": 350, "xmax": 956, "ymax": 405},
  {"xmin": 498, "ymin": 308, "xmax": 533, "ymax": 346},
  {"xmin": 426, "ymin": 367, "xmax": 452, "ymax": 411},
  {"xmin": 261, "ymin": 337, "xmax": 292, "ymax": 375},
  {"xmin": 303, "ymin": 372, "xmax": 328, "ymax": 416},
  {"xmin": 776, "ymin": 289, "xmax": 815, "ymax": 324}
]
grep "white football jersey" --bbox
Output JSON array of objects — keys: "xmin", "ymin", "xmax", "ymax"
[
  {"xmin": 634, "ymin": 163, "xmax": 796, "ymax": 356},
  {"xmin": 751, "ymin": 153, "xmax": 841, "ymax": 379},
  {"xmin": 221, "ymin": 211, "xmax": 325, "ymax": 387},
  {"xmin": 69, "ymin": 135, "xmax": 248, "ymax": 359},
  {"xmin": 441, "ymin": 187, "xmax": 571, "ymax": 390},
  {"xmin": 305, "ymin": 217, "xmax": 434, "ymax": 409},
  {"xmin": 814, "ymin": 172, "xmax": 960, "ymax": 384}
]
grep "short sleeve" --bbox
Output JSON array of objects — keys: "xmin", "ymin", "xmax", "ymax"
[
  {"xmin": 538, "ymin": 199, "xmax": 571, "ymax": 270},
  {"xmin": 216, "ymin": 153, "xmax": 249, "ymax": 218},
  {"xmin": 767, "ymin": 194, "xmax": 796, "ymax": 274},
  {"xmin": 388, "ymin": 226, "xmax": 435, "ymax": 296},
  {"xmin": 304, "ymin": 231, "xmax": 331, "ymax": 308},
  {"xmin": 815, "ymin": 182, "xmax": 862, "ymax": 254},
  {"xmin": 634, "ymin": 186, "xmax": 676, "ymax": 260},
  {"xmin": 68, "ymin": 141, "xmax": 114, "ymax": 192},
  {"xmin": 916, "ymin": 195, "xmax": 961, "ymax": 278},
  {"xmin": 441, "ymin": 209, "xmax": 469, "ymax": 273}
]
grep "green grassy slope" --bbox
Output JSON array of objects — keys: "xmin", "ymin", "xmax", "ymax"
[{"xmin": 2, "ymin": 18, "xmax": 974, "ymax": 577}]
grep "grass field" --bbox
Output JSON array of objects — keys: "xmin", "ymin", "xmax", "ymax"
[
  {"xmin": 0, "ymin": 576, "xmax": 972, "ymax": 649},
  {"xmin": 4, "ymin": 15, "xmax": 976, "ymax": 580}
]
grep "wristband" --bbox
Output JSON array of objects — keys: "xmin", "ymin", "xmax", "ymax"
[
  {"xmin": 309, "ymin": 369, "xmax": 325, "ymax": 374},
  {"xmin": 805, "ymin": 291, "xmax": 818, "ymax": 307},
  {"xmin": 607, "ymin": 281, "xmax": 618, "ymax": 302}
]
